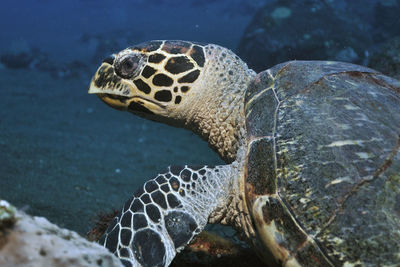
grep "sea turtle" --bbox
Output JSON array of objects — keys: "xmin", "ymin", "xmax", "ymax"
[{"xmin": 88, "ymin": 40, "xmax": 400, "ymax": 266}]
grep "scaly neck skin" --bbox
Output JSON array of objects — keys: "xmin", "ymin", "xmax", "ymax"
[{"xmin": 178, "ymin": 44, "xmax": 256, "ymax": 163}]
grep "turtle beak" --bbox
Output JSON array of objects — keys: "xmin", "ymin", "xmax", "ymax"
[
  {"xmin": 88, "ymin": 60, "xmax": 166, "ymax": 115},
  {"xmin": 88, "ymin": 60, "xmax": 133, "ymax": 110}
]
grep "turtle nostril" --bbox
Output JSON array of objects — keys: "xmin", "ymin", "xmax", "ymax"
[{"xmin": 103, "ymin": 55, "xmax": 115, "ymax": 65}]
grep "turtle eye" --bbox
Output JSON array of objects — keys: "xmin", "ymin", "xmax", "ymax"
[{"xmin": 115, "ymin": 55, "xmax": 141, "ymax": 79}]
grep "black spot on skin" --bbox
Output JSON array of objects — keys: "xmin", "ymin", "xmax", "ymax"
[
  {"xmin": 165, "ymin": 56, "xmax": 194, "ymax": 74},
  {"xmin": 131, "ymin": 199, "xmax": 144, "ymax": 213},
  {"xmin": 199, "ymin": 169, "xmax": 206, "ymax": 175},
  {"xmin": 120, "ymin": 229, "xmax": 132, "ymax": 247},
  {"xmin": 148, "ymin": 53, "xmax": 166, "ymax": 63},
  {"xmin": 119, "ymin": 249, "xmax": 130, "ymax": 259},
  {"xmin": 180, "ymin": 169, "xmax": 192, "ymax": 182},
  {"xmin": 173, "ymin": 86, "xmax": 178, "ymax": 92},
  {"xmin": 105, "ymin": 224, "xmax": 120, "ymax": 253},
  {"xmin": 128, "ymin": 102, "xmax": 155, "ymax": 115},
  {"xmin": 179, "ymin": 190, "xmax": 186, "ymax": 197},
  {"xmin": 229, "ymin": 70, "xmax": 233, "ymax": 75},
  {"xmin": 191, "ymin": 182, "xmax": 196, "ymax": 189},
  {"xmin": 162, "ymin": 41, "xmax": 191, "ymax": 54},
  {"xmin": 178, "ymin": 70, "xmax": 200, "ymax": 83},
  {"xmin": 160, "ymin": 184, "xmax": 170, "ymax": 193},
  {"xmin": 132, "ymin": 229, "xmax": 166, "ymax": 267},
  {"xmin": 133, "ymin": 79, "xmax": 151, "ymax": 94},
  {"xmin": 155, "ymin": 175, "xmax": 167, "ymax": 184},
  {"xmin": 192, "ymin": 173, "xmax": 198, "ymax": 180},
  {"xmin": 146, "ymin": 204, "xmax": 161, "ymax": 223},
  {"xmin": 123, "ymin": 196, "xmax": 134, "ymax": 212},
  {"xmin": 141, "ymin": 194, "xmax": 151, "ymax": 204},
  {"xmin": 106, "ymin": 217, "xmax": 119, "ymax": 234},
  {"xmin": 154, "ymin": 90, "xmax": 172, "ymax": 102},
  {"xmin": 151, "ymin": 191, "xmax": 168, "ymax": 209},
  {"xmin": 145, "ymin": 180, "xmax": 158, "ymax": 193},
  {"xmin": 153, "ymin": 74, "xmax": 173, "ymax": 87},
  {"xmin": 131, "ymin": 41, "xmax": 163, "ymax": 52},
  {"xmin": 167, "ymin": 194, "xmax": 181, "ymax": 208},
  {"xmin": 121, "ymin": 259, "xmax": 133, "ymax": 267},
  {"xmin": 170, "ymin": 166, "xmax": 184, "ymax": 175},
  {"xmin": 188, "ymin": 166, "xmax": 204, "ymax": 171},
  {"xmin": 103, "ymin": 55, "xmax": 115, "ymax": 65},
  {"xmin": 190, "ymin": 45, "xmax": 205, "ymax": 67},
  {"xmin": 165, "ymin": 173, "xmax": 171, "ymax": 179},
  {"xmin": 134, "ymin": 187, "xmax": 145, "ymax": 198},
  {"xmin": 121, "ymin": 211, "xmax": 132, "ymax": 228},
  {"xmin": 180, "ymin": 86, "xmax": 190, "ymax": 93},
  {"xmin": 174, "ymin": 95, "xmax": 182, "ymax": 104},
  {"xmin": 95, "ymin": 66, "xmax": 121, "ymax": 88},
  {"xmin": 164, "ymin": 211, "xmax": 198, "ymax": 248},
  {"xmin": 132, "ymin": 214, "xmax": 148, "ymax": 230},
  {"xmin": 169, "ymin": 177, "xmax": 180, "ymax": 191},
  {"xmin": 142, "ymin": 65, "xmax": 157, "ymax": 78}
]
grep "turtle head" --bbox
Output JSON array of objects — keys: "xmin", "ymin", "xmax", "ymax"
[
  {"xmin": 89, "ymin": 40, "xmax": 255, "ymax": 162},
  {"xmin": 88, "ymin": 40, "xmax": 205, "ymax": 124}
]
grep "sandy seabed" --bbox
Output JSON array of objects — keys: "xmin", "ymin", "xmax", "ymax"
[{"xmin": 0, "ymin": 67, "xmax": 223, "ymax": 234}]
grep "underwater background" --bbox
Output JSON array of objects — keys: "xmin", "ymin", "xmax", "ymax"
[{"xmin": 0, "ymin": 0, "xmax": 399, "ymax": 244}]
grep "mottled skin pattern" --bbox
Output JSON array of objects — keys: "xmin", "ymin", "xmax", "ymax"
[
  {"xmin": 89, "ymin": 40, "xmax": 400, "ymax": 266},
  {"xmin": 99, "ymin": 165, "xmax": 235, "ymax": 267},
  {"xmin": 89, "ymin": 40, "xmax": 254, "ymax": 163}
]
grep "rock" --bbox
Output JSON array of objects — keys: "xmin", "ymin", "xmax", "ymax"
[
  {"xmin": 0, "ymin": 200, "xmax": 122, "ymax": 267},
  {"xmin": 88, "ymin": 210, "xmax": 266, "ymax": 267},
  {"xmin": 237, "ymin": 0, "xmax": 372, "ymax": 72},
  {"xmin": 0, "ymin": 200, "xmax": 17, "ymax": 230},
  {"xmin": 369, "ymin": 37, "xmax": 400, "ymax": 80},
  {"xmin": 0, "ymin": 52, "xmax": 34, "ymax": 69}
]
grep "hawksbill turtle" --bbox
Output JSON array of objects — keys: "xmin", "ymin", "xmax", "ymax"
[{"xmin": 88, "ymin": 40, "xmax": 400, "ymax": 266}]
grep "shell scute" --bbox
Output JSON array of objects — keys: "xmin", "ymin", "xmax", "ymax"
[
  {"xmin": 246, "ymin": 137, "xmax": 276, "ymax": 196},
  {"xmin": 246, "ymin": 60, "xmax": 400, "ymax": 265},
  {"xmin": 245, "ymin": 71, "xmax": 278, "ymax": 140}
]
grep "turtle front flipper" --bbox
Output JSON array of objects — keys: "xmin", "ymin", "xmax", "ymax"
[{"xmin": 99, "ymin": 164, "xmax": 235, "ymax": 267}]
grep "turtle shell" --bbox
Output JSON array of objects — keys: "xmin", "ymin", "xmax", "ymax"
[{"xmin": 244, "ymin": 61, "xmax": 400, "ymax": 266}]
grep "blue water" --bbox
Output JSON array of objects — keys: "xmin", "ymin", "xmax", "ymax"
[
  {"xmin": 0, "ymin": 0, "xmax": 259, "ymax": 234},
  {"xmin": 0, "ymin": 0, "xmax": 399, "ymax": 239},
  {"xmin": 0, "ymin": 0, "xmax": 256, "ymax": 62}
]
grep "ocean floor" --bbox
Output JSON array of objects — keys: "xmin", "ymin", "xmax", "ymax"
[{"xmin": 0, "ymin": 66, "xmax": 223, "ymax": 235}]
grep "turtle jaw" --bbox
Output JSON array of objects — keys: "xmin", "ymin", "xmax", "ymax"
[{"xmin": 88, "ymin": 62, "xmax": 168, "ymax": 116}]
